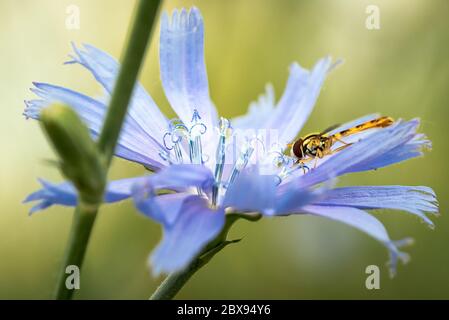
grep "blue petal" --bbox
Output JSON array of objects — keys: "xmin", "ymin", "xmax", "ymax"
[
  {"xmin": 66, "ymin": 43, "xmax": 169, "ymax": 144},
  {"xmin": 133, "ymin": 191, "xmax": 190, "ymax": 227},
  {"xmin": 23, "ymin": 179, "xmax": 77, "ymax": 213},
  {"xmin": 263, "ymin": 57, "xmax": 332, "ymax": 145},
  {"xmin": 275, "ymin": 181, "xmax": 331, "ymax": 215},
  {"xmin": 24, "ymin": 83, "xmax": 166, "ymax": 170},
  {"xmin": 223, "ymin": 170, "xmax": 278, "ymax": 215},
  {"xmin": 130, "ymin": 164, "xmax": 214, "ymax": 224},
  {"xmin": 297, "ymin": 119, "xmax": 425, "ymax": 187},
  {"xmin": 160, "ymin": 7, "xmax": 218, "ymax": 130},
  {"xmin": 145, "ymin": 164, "xmax": 214, "ymax": 192},
  {"xmin": 232, "ymin": 84, "xmax": 276, "ymax": 130},
  {"xmin": 222, "ymin": 169, "xmax": 327, "ymax": 216},
  {"xmin": 150, "ymin": 196, "xmax": 225, "ymax": 276},
  {"xmin": 314, "ymin": 186, "xmax": 438, "ymax": 227},
  {"xmin": 349, "ymin": 133, "xmax": 431, "ymax": 172},
  {"xmin": 23, "ymin": 177, "xmax": 147, "ymax": 214},
  {"xmin": 303, "ymin": 205, "xmax": 413, "ymax": 277}
]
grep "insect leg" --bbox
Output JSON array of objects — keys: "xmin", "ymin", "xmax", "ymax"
[
  {"xmin": 313, "ymin": 157, "xmax": 319, "ymax": 169},
  {"xmin": 332, "ymin": 136, "xmax": 350, "ymax": 145},
  {"xmin": 330, "ymin": 143, "xmax": 353, "ymax": 155},
  {"xmin": 312, "ymin": 149, "xmax": 325, "ymax": 169},
  {"xmin": 301, "ymin": 162, "xmax": 307, "ymax": 174},
  {"xmin": 295, "ymin": 157, "xmax": 313, "ymax": 174},
  {"xmin": 301, "ymin": 163, "xmax": 310, "ymax": 174}
]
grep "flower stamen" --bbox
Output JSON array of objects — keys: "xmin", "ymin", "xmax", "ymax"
[
  {"xmin": 212, "ymin": 117, "xmax": 231, "ymax": 206},
  {"xmin": 226, "ymin": 139, "xmax": 256, "ymax": 188},
  {"xmin": 189, "ymin": 109, "xmax": 207, "ymax": 195},
  {"xmin": 188, "ymin": 109, "xmax": 207, "ymax": 165},
  {"xmin": 162, "ymin": 119, "xmax": 189, "ymax": 164},
  {"xmin": 267, "ymin": 145, "xmax": 310, "ymax": 185}
]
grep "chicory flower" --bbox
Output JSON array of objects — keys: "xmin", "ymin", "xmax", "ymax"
[{"xmin": 24, "ymin": 7, "xmax": 438, "ymax": 277}]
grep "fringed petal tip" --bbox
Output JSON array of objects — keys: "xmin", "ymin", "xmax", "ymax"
[
  {"xmin": 24, "ymin": 82, "xmax": 78, "ymax": 120},
  {"xmin": 231, "ymin": 84, "xmax": 275, "ymax": 130},
  {"xmin": 251, "ymin": 83, "xmax": 275, "ymax": 110},
  {"xmin": 413, "ymin": 186, "xmax": 440, "ymax": 226},
  {"xmin": 64, "ymin": 42, "xmax": 112, "ymax": 72},
  {"xmin": 406, "ymin": 117, "xmax": 432, "ymax": 150},
  {"xmin": 24, "ymin": 82, "xmax": 52, "ymax": 120},
  {"xmin": 288, "ymin": 61, "xmax": 310, "ymax": 78},
  {"xmin": 23, "ymin": 99, "xmax": 42, "ymax": 120},
  {"xmin": 23, "ymin": 188, "xmax": 51, "ymax": 215},
  {"xmin": 290, "ymin": 55, "xmax": 333, "ymax": 75},
  {"xmin": 315, "ymin": 185, "xmax": 439, "ymax": 230},
  {"xmin": 398, "ymin": 186, "xmax": 439, "ymax": 228},
  {"xmin": 286, "ymin": 56, "xmax": 333, "ymax": 89},
  {"xmin": 162, "ymin": 7, "xmax": 203, "ymax": 33},
  {"xmin": 23, "ymin": 179, "xmax": 77, "ymax": 215},
  {"xmin": 63, "ymin": 42, "xmax": 117, "ymax": 92},
  {"xmin": 387, "ymin": 237, "xmax": 414, "ymax": 278},
  {"xmin": 64, "ymin": 41, "xmax": 83, "ymax": 65},
  {"xmin": 24, "ymin": 177, "xmax": 142, "ymax": 215},
  {"xmin": 407, "ymin": 119, "xmax": 433, "ymax": 150}
]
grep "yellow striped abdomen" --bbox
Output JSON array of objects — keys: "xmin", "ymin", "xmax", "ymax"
[{"xmin": 331, "ymin": 116, "xmax": 394, "ymax": 139}]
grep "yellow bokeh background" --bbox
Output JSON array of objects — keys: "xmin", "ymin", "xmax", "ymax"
[{"xmin": 0, "ymin": 0, "xmax": 448, "ymax": 299}]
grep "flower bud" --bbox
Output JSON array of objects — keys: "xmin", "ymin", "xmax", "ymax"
[{"xmin": 40, "ymin": 104, "xmax": 106, "ymax": 204}]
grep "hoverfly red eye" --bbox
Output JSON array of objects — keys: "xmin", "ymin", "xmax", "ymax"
[{"xmin": 292, "ymin": 139, "xmax": 304, "ymax": 159}]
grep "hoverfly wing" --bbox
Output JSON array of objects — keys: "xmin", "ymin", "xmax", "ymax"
[{"xmin": 320, "ymin": 123, "xmax": 341, "ymax": 136}]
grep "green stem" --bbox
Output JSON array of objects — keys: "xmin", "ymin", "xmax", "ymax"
[
  {"xmin": 150, "ymin": 214, "xmax": 262, "ymax": 300},
  {"xmin": 98, "ymin": 0, "xmax": 161, "ymax": 165},
  {"xmin": 54, "ymin": 203, "xmax": 99, "ymax": 300},
  {"xmin": 54, "ymin": 0, "xmax": 161, "ymax": 299}
]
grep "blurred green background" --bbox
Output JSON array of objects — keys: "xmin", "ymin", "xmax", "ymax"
[{"xmin": 0, "ymin": 0, "xmax": 448, "ymax": 299}]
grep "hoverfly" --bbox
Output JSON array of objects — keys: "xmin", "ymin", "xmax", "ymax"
[{"xmin": 289, "ymin": 116, "xmax": 394, "ymax": 169}]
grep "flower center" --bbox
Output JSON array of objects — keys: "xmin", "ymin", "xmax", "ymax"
[{"xmin": 159, "ymin": 110, "xmax": 309, "ymax": 206}]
